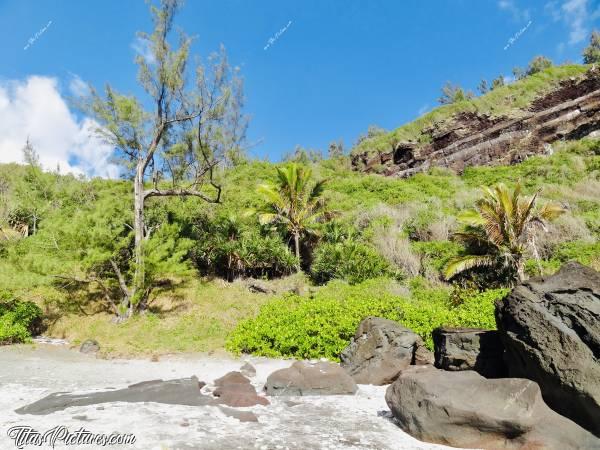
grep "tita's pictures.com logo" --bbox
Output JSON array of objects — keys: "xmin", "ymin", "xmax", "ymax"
[{"xmin": 7, "ymin": 425, "xmax": 136, "ymax": 448}]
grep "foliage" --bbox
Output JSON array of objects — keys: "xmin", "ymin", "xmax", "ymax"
[
  {"xmin": 254, "ymin": 163, "xmax": 331, "ymax": 268},
  {"xmin": 0, "ymin": 291, "xmax": 43, "ymax": 344},
  {"xmin": 226, "ymin": 278, "xmax": 508, "ymax": 359},
  {"xmin": 438, "ymin": 82, "xmax": 474, "ymax": 105},
  {"xmin": 83, "ymin": 0, "xmax": 248, "ymax": 318},
  {"xmin": 526, "ymin": 55, "xmax": 553, "ymax": 75},
  {"xmin": 445, "ymin": 183, "xmax": 564, "ymax": 285},
  {"xmin": 310, "ymin": 240, "xmax": 397, "ymax": 285},
  {"xmin": 583, "ymin": 30, "xmax": 600, "ymax": 64},
  {"xmin": 192, "ymin": 213, "xmax": 297, "ymax": 280}
]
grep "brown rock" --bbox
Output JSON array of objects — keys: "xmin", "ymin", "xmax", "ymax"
[
  {"xmin": 386, "ymin": 366, "xmax": 599, "ymax": 449},
  {"xmin": 212, "ymin": 371, "xmax": 269, "ymax": 407},
  {"xmin": 340, "ymin": 317, "xmax": 433, "ymax": 385},
  {"xmin": 265, "ymin": 361, "xmax": 357, "ymax": 396}
]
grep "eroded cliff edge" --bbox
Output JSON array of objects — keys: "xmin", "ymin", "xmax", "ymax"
[{"xmin": 352, "ymin": 66, "xmax": 600, "ymax": 177}]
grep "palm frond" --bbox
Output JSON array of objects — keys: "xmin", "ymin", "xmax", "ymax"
[{"xmin": 444, "ymin": 254, "xmax": 495, "ymax": 280}]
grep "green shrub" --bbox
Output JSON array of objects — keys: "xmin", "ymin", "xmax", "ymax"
[
  {"xmin": 0, "ymin": 292, "xmax": 43, "ymax": 344},
  {"xmin": 226, "ymin": 279, "xmax": 508, "ymax": 359},
  {"xmin": 310, "ymin": 240, "xmax": 397, "ymax": 284}
]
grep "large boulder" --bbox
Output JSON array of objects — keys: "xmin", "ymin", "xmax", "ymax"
[
  {"xmin": 385, "ymin": 366, "xmax": 599, "ymax": 449},
  {"xmin": 265, "ymin": 361, "xmax": 357, "ymax": 396},
  {"xmin": 432, "ymin": 327, "xmax": 506, "ymax": 378},
  {"xmin": 495, "ymin": 262, "xmax": 600, "ymax": 436},
  {"xmin": 340, "ymin": 317, "xmax": 433, "ymax": 385}
]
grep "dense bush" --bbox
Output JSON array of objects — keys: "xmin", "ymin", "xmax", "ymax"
[
  {"xmin": 226, "ymin": 279, "xmax": 508, "ymax": 360},
  {"xmin": 192, "ymin": 213, "xmax": 297, "ymax": 280},
  {"xmin": 310, "ymin": 240, "xmax": 396, "ymax": 284},
  {"xmin": 0, "ymin": 291, "xmax": 43, "ymax": 344}
]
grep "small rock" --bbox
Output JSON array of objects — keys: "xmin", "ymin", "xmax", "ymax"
[
  {"xmin": 240, "ymin": 362, "xmax": 256, "ymax": 378},
  {"xmin": 79, "ymin": 339, "xmax": 100, "ymax": 354},
  {"xmin": 72, "ymin": 415, "xmax": 89, "ymax": 421},
  {"xmin": 218, "ymin": 406, "xmax": 259, "ymax": 423},
  {"xmin": 265, "ymin": 361, "xmax": 357, "ymax": 396},
  {"xmin": 213, "ymin": 371, "xmax": 269, "ymax": 407}
]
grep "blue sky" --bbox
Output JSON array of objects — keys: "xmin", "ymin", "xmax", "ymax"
[{"xmin": 0, "ymin": 0, "xmax": 598, "ymax": 175}]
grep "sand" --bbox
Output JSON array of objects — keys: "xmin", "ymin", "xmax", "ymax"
[{"xmin": 0, "ymin": 344, "xmax": 453, "ymax": 450}]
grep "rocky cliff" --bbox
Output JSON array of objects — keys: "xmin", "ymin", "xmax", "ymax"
[{"xmin": 352, "ymin": 66, "xmax": 600, "ymax": 177}]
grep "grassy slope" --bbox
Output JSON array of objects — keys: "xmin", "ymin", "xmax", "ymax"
[
  {"xmin": 351, "ymin": 65, "xmax": 590, "ymax": 158},
  {"xmin": 6, "ymin": 139, "xmax": 597, "ymax": 356}
]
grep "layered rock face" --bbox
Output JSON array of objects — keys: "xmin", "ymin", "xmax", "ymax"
[
  {"xmin": 352, "ymin": 68, "xmax": 600, "ymax": 177},
  {"xmin": 496, "ymin": 262, "xmax": 600, "ymax": 436},
  {"xmin": 385, "ymin": 366, "xmax": 599, "ymax": 449},
  {"xmin": 340, "ymin": 317, "xmax": 433, "ymax": 385}
]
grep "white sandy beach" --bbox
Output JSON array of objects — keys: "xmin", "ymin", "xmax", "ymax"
[{"xmin": 0, "ymin": 344, "xmax": 455, "ymax": 450}]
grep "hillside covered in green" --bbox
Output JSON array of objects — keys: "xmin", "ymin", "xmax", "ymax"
[{"xmin": 1, "ymin": 131, "xmax": 598, "ymax": 355}]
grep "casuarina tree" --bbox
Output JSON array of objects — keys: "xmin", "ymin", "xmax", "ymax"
[{"xmin": 85, "ymin": 0, "xmax": 247, "ymax": 319}]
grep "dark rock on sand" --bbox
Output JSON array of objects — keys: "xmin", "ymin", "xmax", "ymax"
[
  {"xmin": 239, "ymin": 362, "xmax": 256, "ymax": 377},
  {"xmin": 432, "ymin": 327, "xmax": 506, "ymax": 378},
  {"xmin": 385, "ymin": 365, "xmax": 599, "ymax": 449},
  {"xmin": 15, "ymin": 377, "xmax": 214, "ymax": 415},
  {"xmin": 79, "ymin": 339, "xmax": 100, "ymax": 354},
  {"xmin": 496, "ymin": 262, "xmax": 600, "ymax": 436},
  {"xmin": 340, "ymin": 317, "xmax": 433, "ymax": 385},
  {"xmin": 212, "ymin": 371, "xmax": 269, "ymax": 407},
  {"xmin": 265, "ymin": 361, "xmax": 357, "ymax": 396}
]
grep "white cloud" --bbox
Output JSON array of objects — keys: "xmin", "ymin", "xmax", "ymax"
[
  {"xmin": 68, "ymin": 73, "xmax": 90, "ymax": 97},
  {"xmin": 498, "ymin": 0, "xmax": 531, "ymax": 22},
  {"xmin": 562, "ymin": 0, "xmax": 589, "ymax": 44},
  {"xmin": 131, "ymin": 36, "xmax": 156, "ymax": 65},
  {"xmin": 0, "ymin": 76, "xmax": 119, "ymax": 178},
  {"xmin": 546, "ymin": 0, "xmax": 594, "ymax": 45}
]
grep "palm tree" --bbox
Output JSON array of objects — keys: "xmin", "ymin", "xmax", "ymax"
[
  {"xmin": 444, "ymin": 183, "xmax": 564, "ymax": 284},
  {"xmin": 254, "ymin": 163, "xmax": 330, "ymax": 271}
]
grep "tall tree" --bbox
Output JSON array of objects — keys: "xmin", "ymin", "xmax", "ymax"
[
  {"xmin": 86, "ymin": 0, "xmax": 247, "ymax": 318},
  {"xmin": 254, "ymin": 163, "xmax": 330, "ymax": 271},
  {"xmin": 583, "ymin": 30, "xmax": 600, "ymax": 64},
  {"xmin": 444, "ymin": 183, "xmax": 563, "ymax": 285}
]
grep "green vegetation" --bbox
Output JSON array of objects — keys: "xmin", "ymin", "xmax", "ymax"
[
  {"xmin": 83, "ymin": 0, "xmax": 246, "ymax": 319},
  {"xmin": 444, "ymin": 183, "xmax": 564, "ymax": 285},
  {"xmin": 352, "ymin": 64, "xmax": 588, "ymax": 159},
  {"xmin": 226, "ymin": 279, "xmax": 508, "ymax": 360},
  {"xmin": 0, "ymin": 291, "xmax": 42, "ymax": 344},
  {"xmin": 253, "ymin": 163, "xmax": 330, "ymax": 269},
  {"xmin": 583, "ymin": 30, "xmax": 600, "ymax": 64},
  {"xmin": 1, "ymin": 25, "xmax": 599, "ymax": 359},
  {"xmin": 1, "ymin": 136, "xmax": 598, "ymax": 356}
]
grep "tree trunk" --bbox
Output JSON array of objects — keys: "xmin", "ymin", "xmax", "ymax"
[
  {"xmin": 293, "ymin": 231, "xmax": 301, "ymax": 272},
  {"xmin": 133, "ymin": 163, "xmax": 146, "ymax": 311}
]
